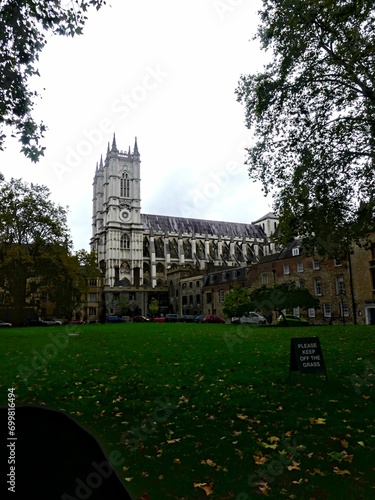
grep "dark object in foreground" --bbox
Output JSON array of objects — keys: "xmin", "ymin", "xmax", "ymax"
[{"xmin": 0, "ymin": 405, "xmax": 132, "ymax": 499}]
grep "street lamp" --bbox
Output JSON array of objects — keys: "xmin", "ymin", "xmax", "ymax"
[{"xmin": 338, "ymin": 290, "xmax": 346, "ymax": 326}]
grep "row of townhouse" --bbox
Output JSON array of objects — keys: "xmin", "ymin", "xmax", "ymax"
[
  {"xmin": 197, "ymin": 236, "xmax": 375, "ymax": 325},
  {"xmin": 11, "ymin": 234, "xmax": 373, "ymax": 325},
  {"xmin": 76, "ymin": 234, "xmax": 374, "ymax": 325}
]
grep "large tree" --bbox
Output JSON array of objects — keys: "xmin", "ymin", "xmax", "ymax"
[
  {"xmin": 0, "ymin": 0, "xmax": 106, "ymax": 161},
  {"xmin": 249, "ymin": 282, "xmax": 320, "ymax": 320},
  {"xmin": 236, "ymin": 0, "xmax": 375, "ymax": 256},
  {"xmin": 222, "ymin": 283, "xmax": 252, "ymax": 319},
  {"xmin": 0, "ymin": 176, "xmax": 90, "ymax": 323}
]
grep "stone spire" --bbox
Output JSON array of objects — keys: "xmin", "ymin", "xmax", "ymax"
[
  {"xmin": 111, "ymin": 133, "xmax": 118, "ymax": 153},
  {"xmin": 133, "ymin": 136, "xmax": 139, "ymax": 156}
]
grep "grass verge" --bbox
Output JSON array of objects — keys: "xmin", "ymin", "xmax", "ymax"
[{"xmin": 0, "ymin": 323, "xmax": 374, "ymax": 499}]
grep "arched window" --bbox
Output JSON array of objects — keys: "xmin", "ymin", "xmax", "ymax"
[
  {"xmin": 120, "ymin": 233, "xmax": 130, "ymax": 250},
  {"xmin": 120, "ymin": 172, "xmax": 130, "ymax": 198}
]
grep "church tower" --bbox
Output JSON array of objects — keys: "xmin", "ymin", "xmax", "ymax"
[{"xmin": 91, "ymin": 136, "xmax": 144, "ymax": 287}]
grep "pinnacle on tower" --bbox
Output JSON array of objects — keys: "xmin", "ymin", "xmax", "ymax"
[
  {"xmin": 99, "ymin": 155, "xmax": 103, "ymax": 169},
  {"xmin": 133, "ymin": 136, "xmax": 139, "ymax": 156},
  {"xmin": 111, "ymin": 133, "xmax": 118, "ymax": 153},
  {"xmin": 107, "ymin": 142, "xmax": 110, "ymax": 155}
]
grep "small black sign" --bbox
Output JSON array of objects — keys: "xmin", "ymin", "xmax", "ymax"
[{"xmin": 290, "ymin": 337, "xmax": 327, "ymax": 379}]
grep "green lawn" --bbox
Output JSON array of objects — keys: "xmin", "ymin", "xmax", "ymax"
[{"xmin": 1, "ymin": 323, "xmax": 374, "ymax": 499}]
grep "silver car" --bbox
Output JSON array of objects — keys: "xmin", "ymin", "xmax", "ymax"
[{"xmin": 231, "ymin": 312, "xmax": 267, "ymax": 325}]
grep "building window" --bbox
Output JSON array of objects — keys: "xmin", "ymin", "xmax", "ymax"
[
  {"xmin": 314, "ymin": 279, "xmax": 322, "ymax": 296},
  {"xmin": 334, "ymin": 258, "xmax": 342, "ymax": 266},
  {"xmin": 293, "ymin": 307, "xmax": 300, "ymax": 317},
  {"xmin": 189, "ymin": 282, "xmax": 193, "ymax": 288},
  {"xmin": 120, "ymin": 172, "xmax": 130, "ymax": 198},
  {"xmin": 175, "ymin": 290, "xmax": 179, "ymax": 297},
  {"xmin": 189, "ymin": 295, "xmax": 194, "ymax": 305},
  {"xmin": 196, "ymin": 295, "xmax": 200, "ymax": 304},
  {"xmin": 283, "ymin": 264, "xmax": 290, "ymax": 275},
  {"xmin": 182, "ymin": 296, "xmax": 187, "ymax": 306},
  {"xmin": 292, "ymin": 247, "xmax": 300, "ymax": 256},
  {"xmin": 120, "ymin": 233, "xmax": 130, "ymax": 250},
  {"xmin": 206, "ymin": 293, "xmax": 212, "ymax": 303},
  {"xmin": 196, "ymin": 281, "xmax": 200, "ymax": 287},
  {"xmin": 340, "ymin": 302, "xmax": 350, "ymax": 317},
  {"xmin": 298, "ymin": 280, "xmax": 305, "ymax": 288},
  {"xmin": 323, "ymin": 303, "xmax": 331, "ymax": 317},
  {"xmin": 89, "ymin": 279, "xmax": 97, "ymax": 286},
  {"xmin": 261, "ymin": 274, "xmax": 268, "ymax": 284},
  {"xmin": 88, "ymin": 307, "xmax": 97, "ymax": 316},
  {"xmin": 336, "ymin": 275, "xmax": 345, "ymax": 295},
  {"xmin": 312, "ymin": 259, "xmax": 320, "ymax": 270},
  {"xmin": 297, "ymin": 261, "xmax": 304, "ymax": 273},
  {"xmin": 219, "ymin": 290, "xmax": 225, "ymax": 303},
  {"xmin": 88, "ymin": 293, "xmax": 97, "ymax": 302},
  {"xmin": 308, "ymin": 308, "xmax": 316, "ymax": 318}
]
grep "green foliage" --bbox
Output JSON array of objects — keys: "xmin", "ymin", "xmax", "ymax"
[
  {"xmin": 0, "ymin": 0, "xmax": 106, "ymax": 161},
  {"xmin": 0, "ymin": 177, "xmax": 88, "ymax": 322},
  {"xmin": 148, "ymin": 297, "xmax": 159, "ymax": 316},
  {"xmin": 222, "ymin": 283, "xmax": 252, "ymax": 318},
  {"xmin": 114, "ymin": 295, "xmax": 129, "ymax": 317},
  {"xmin": 249, "ymin": 281, "xmax": 320, "ymax": 316},
  {"xmin": 236, "ymin": 0, "xmax": 375, "ymax": 255}
]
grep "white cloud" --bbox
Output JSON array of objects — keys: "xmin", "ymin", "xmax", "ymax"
[{"xmin": 0, "ymin": 0, "xmax": 272, "ymax": 251}]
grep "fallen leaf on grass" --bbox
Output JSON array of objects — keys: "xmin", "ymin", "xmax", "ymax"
[
  {"xmin": 253, "ymin": 455, "xmax": 268, "ymax": 465},
  {"xmin": 173, "ymin": 458, "xmax": 181, "ymax": 464},
  {"xmin": 309, "ymin": 417, "xmax": 326, "ymax": 425},
  {"xmin": 287, "ymin": 461, "xmax": 301, "ymax": 471},
  {"xmin": 333, "ymin": 466, "xmax": 351, "ymax": 475},
  {"xmin": 237, "ymin": 414, "xmax": 249, "ymax": 420},
  {"xmin": 193, "ymin": 482, "xmax": 214, "ymax": 496},
  {"xmin": 167, "ymin": 438, "xmax": 181, "ymax": 444},
  {"xmin": 312, "ymin": 468, "xmax": 326, "ymax": 476},
  {"xmin": 260, "ymin": 441, "xmax": 278, "ymax": 450},
  {"xmin": 258, "ymin": 482, "xmax": 271, "ymax": 496},
  {"xmin": 358, "ymin": 441, "xmax": 365, "ymax": 447},
  {"xmin": 268, "ymin": 436, "xmax": 280, "ymax": 443}
]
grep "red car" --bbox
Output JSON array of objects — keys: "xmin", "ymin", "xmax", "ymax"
[
  {"xmin": 202, "ymin": 315, "xmax": 225, "ymax": 324},
  {"xmin": 152, "ymin": 317, "xmax": 166, "ymax": 323}
]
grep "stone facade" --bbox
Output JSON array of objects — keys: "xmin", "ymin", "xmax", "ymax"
[
  {"xmin": 349, "ymin": 235, "xmax": 375, "ymax": 325},
  {"xmin": 90, "ymin": 136, "xmax": 276, "ymax": 317},
  {"xmin": 246, "ymin": 240, "xmax": 354, "ymax": 325}
]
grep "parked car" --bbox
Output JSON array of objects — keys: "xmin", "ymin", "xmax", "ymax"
[
  {"xmin": 194, "ymin": 315, "xmax": 204, "ymax": 323},
  {"xmin": 277, "ymin": 314, "xmax": 309, "ymax": 326},
  {"xmin": 152, "ymin": 317, "xmax": 166, "ymax": 323},
  {"xmin": 180, "ymin": 315, "xmax": 196, "ymax": 323},
  {"xmin": 165, "ymin": 314, "xmax": 179, "ymax": 323},
  {"xmin": 106, "ymin": 316, "xmax": 125, "ymax": 323},
  {"xmin": 42, "ymin": 318, "xmax": 62, "ymax": 326},
  {"xmin": 25, "ymin": 319, "xmax": 60, "ymax": 326},
  {"xmin": 0, "ymin": 320, "xmax": 12, "ymax": 327},
  {"xmin": 69, "ymin": 320, "xmax": 85, "ymax": 325},
  {"xmin": 202, "ymin": 315, "xmax": 225, "ymax": 324},
  {"xmin": 133, "ymin": 316, "xmax": 150, "ymax": 322},
  {"xmin": 231, "ymin": 312, "xmax": 267, "ymax": 325}
]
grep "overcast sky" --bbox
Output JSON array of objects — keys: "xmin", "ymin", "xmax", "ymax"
[{"xmin": 0, "ymin": 0, "xmax": 273, "ymax": 251}]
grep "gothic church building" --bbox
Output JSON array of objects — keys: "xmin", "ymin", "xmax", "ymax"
[{"xmin": 90, "ymin": 136, "xmax": 277, "ymax": 316}]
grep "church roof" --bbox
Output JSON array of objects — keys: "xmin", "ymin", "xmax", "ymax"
[
  {"xmin": 252, "ymin": 212, "xmax": 277, "ymax": 223},
  {"xmin": 141, "ymin": 214, "xmax": 266, "ymax": 239}
]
